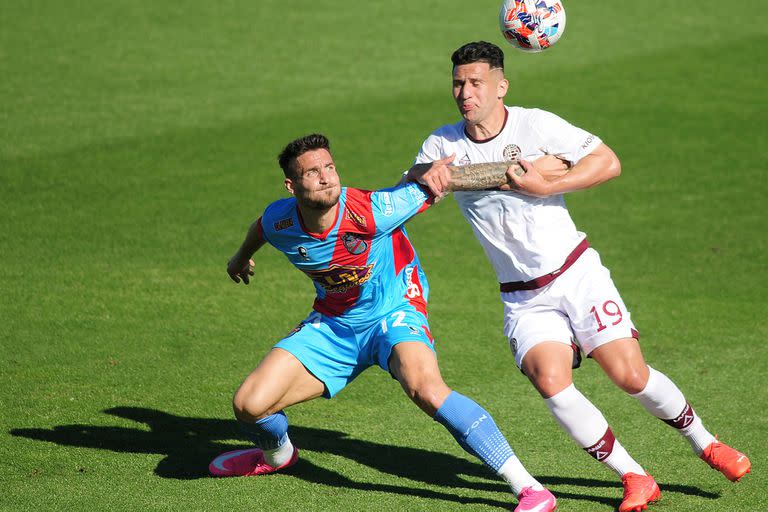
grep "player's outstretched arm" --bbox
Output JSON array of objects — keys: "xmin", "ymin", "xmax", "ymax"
[
  {"xmin": 227, "ymin": 217, "xmax": 266, "ymax": 285},
  {"xmin": 405, "ymin": 155, "xmax": 570, "ymax": 193}
]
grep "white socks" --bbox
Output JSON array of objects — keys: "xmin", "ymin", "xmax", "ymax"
[
  {"xmin": 497, "ymin": 456, "xmax": 543, "ymax": 496},
  {"xmin": 263, "ymin": 437, "xmax": 295, "ymax": 467},
  {"xmin": 631, "ymin": 366, "xmax": 715, "ymax": 455},
  {"xmin": 545, "ymin": 384, "xmax": 645, "ymax": 477}
]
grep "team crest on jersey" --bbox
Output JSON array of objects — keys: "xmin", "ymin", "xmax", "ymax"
[
  {"xmin": 297, "ymin": 246, "xmax": 309, "ymax": 260},
  {"xmin": 459, "ymin": 154, "xmax": 471, "ymax": 165},
  {"xmin": 344, "ymin": 209, "xmax": 367, "ymax": 228},
  {"xmin": 503, "ymin": 144, "xmax": 521, "ymax": 162},
  {"xmin": 304, "ymin": 263, "xmax": 374, "ymax": 294},
  {"xmin": 273, "ymin": 217, "xmax": 294, "ymax": 231},
  {"xmin": 341, "ymin": 233, "xmax": 368, "ymax": 255}
]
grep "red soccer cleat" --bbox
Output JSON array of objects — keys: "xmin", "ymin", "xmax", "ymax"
[
  {"xmin": 700, "ymin": 439, "xmax": 751, "ymax": 482},
  {"xmin": 209, "ymin": 447, "xmax": 299, "ymax": 477},
  {"xmin": 619, "ymin": 472, "xmax": 660, "ymax": 512},
  {"xmin": 515, "ymin": 486, "xmax": 557, "ymax": 512}
]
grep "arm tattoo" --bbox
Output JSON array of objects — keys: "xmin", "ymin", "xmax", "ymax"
[{"xmin": 447, "ymin": 161, "xmax": 525, "ymax": 191}]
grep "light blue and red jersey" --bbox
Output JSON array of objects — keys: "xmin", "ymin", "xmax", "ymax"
[{"xmin": 258, "ymin": 183, "xmax": 434, "ymax": 323}]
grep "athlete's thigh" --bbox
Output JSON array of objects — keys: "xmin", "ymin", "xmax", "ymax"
[
  {"xmin": 590, "ymin": 337, "xmax": 649, "ymax": 393},
  {"xmin": 520, "ymin": 341, "xmax": 576, "ymax": 397},
  {"xmin": 560, "ymin": 249, "xmax": 639, "ymax": 355},
  {"xmin": 236, "ymin": 347, "xmax": 326, "ymax": 417},
  {"xmin": 502, "ymin": 290, "xmax": 574, "ymax": 369},
  {"xmin": 274, "ymin": 311, "xmax": 363, "ymax": 399},
  {"xmin": 370, "ymin": 304, "xmax": 436, "ymax": 374}
]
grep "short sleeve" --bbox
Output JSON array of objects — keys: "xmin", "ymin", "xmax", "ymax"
[
  {"xmin": 370, "ymin": 182, "xmax": 434, "ymax": 234},
  {"xmin": 527, "ymin": 109, "xmax": 602, "ymax": 165}
]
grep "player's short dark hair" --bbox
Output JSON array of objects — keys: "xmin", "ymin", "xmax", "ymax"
[
  {"xmin": 451, "ymin": 41, "xmax": 505, "ymax": 71},
  {"xmin": 278, "ymin": 133, "xmax": 331, "ymax": 178}
]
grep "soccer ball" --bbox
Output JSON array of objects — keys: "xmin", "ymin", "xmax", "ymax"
[{"xmin": 499, "ymin": 0, "xmax": 566, "ymax": 52}]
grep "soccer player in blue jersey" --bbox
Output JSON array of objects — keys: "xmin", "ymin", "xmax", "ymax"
[{"xmin": 208, "ymin": 133, "xmax": 557, "ymax": 512}]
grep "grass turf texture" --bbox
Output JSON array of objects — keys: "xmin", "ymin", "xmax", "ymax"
[{"xmin": 1, "ymin": 0, "xmax": 766, "ymax": 510}]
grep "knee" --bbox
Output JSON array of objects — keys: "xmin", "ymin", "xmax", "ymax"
[
  {"xmin": 527, "ymin": 367, "xmax": 572, "ymax": 398},
  {"xmin": 404, "ymin": 380, "xmax": 451, "ymax": 415},
  {"xmin": 232, "ymin": 383, "xmax": 271, "ymax": 421},
  {"xmin": 614, "ymin": 365, "xmax": 650, "ymax": 394}
]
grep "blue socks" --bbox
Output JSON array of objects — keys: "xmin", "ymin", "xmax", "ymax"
[
  {"xmin": 238, "ymin": 410, "xmax": 289, "ymax": 450},
  {"xmin": 433, "ymin": 391, "xmax": 515, "ymax": 472}
]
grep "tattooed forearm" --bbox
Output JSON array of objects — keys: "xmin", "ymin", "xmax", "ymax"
[{"xmin": 447, "ymin": 161, "xmax": 525, "ymax": 191}]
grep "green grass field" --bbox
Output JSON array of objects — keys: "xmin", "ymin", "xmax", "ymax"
[{"xmin": 2, "ymin": 1, "xmax": 767, "ymax": 510}]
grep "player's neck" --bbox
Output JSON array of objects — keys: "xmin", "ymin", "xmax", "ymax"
[
  {"xmin": 465, "ymin": 104, "xmax": 507, "ymax": 142},
  {"xmin": 298, "ymin": 202, "xmax": 339, "ymax": 235}
]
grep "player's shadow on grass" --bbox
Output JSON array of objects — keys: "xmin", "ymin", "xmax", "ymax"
[{"xmin": 10, "ymin": 407, "xmax": 718, "ymax": 508}]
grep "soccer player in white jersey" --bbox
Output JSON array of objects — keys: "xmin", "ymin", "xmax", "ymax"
[{"xmin": 402, "ymin": 41, "xmax": 751, "ymax": 512}]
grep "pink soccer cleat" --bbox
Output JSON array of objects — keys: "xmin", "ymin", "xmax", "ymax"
[
  {"xmin": 515, "ymin": 486, "xmax": 557, "ymax": 512},
  {"xmin": 209, "ymin": 447, "xmax": 299, "ymax": 477}
]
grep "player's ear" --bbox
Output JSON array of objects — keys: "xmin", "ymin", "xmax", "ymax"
[
  {"xmin": 498, "ymin": 77, "xmax": 509, "ymax": 99},
  {"xmin": 284, "ymin": 178, "xmax": 295, "ymax": 195}
]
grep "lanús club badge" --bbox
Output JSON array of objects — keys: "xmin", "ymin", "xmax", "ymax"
[{"xmin": 503, "ymin": 144, "xmax": 521, "ymax": 162}]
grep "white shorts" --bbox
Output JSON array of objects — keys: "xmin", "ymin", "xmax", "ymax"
[{"xmin": 502, "ymin": 248, "xmax": 638, "ymax": 369}]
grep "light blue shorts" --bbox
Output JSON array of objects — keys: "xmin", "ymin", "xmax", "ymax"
[{"xmin": 275, "ymin": 303, "xmax": 435, "ymax": 398}]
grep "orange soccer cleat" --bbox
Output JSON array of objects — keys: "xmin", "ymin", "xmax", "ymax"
[
  {"xmin": 700, "ymin": 439, "xmax": 751, "ymax": 482},
  {"xmin": 619, "ymin": 472, "xmax": 661, "ymax": 512}
]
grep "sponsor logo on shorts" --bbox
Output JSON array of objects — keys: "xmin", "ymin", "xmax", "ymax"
[
  {"xmin": 509, "ymin": 337, "xmax": 518, "ymax": 355},
  {"xmin": 304, "ymin": 263, "xmax": 374, "ymax": 294},
  {"xmin": 341, "ymin": 233, "xmax": 368, "ymax": 255},
  {"xmin": 503, "ymin": 144, "xmax": 521, "ymax": 161},
  {"xmin": 380, "ymin": 191, "xmax": 394, "ymax": 217},
  {"xmin": 273, "ymin": 217, "xmax": 294, "ymax": 231}
]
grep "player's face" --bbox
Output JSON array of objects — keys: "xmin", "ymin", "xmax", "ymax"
[
  {"xmin": 452, "ymin": 62, "xmax": 508, "ymax": 125},
  {"xmin": 286, "ymin": 148, "xmax": 341, "ymax": 210}
]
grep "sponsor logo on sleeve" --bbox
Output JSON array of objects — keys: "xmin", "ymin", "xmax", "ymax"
[
  {"xmin": 381, "ymin": 191, "xmax": 394, "ymax": 217},
  {"xmin": 407, "ymin": 184, "xmax": 427, "ymax": 203},
  {"xmin": 273, "ymin": 218, "xmax": 294, "ymax": 231},
  {"xmin": 581, "ymin": 135, "xmax": 595, "ymax": 150}
]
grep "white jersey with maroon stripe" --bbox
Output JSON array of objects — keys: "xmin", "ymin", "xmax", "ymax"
[{"xmin": 415, "ymin": 106, "xmax": 602, "ymax": 284}]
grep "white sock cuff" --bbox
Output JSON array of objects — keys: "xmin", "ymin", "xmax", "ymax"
[
  {"xmin": 544, "ymin": 383, "xmax": 579, "ymax": 409},
  {"xmin": 545, "ymin": 383, "xmax": 609, "ymax": 448},
  {"xmin": 630, "ymin": 366, "xmax": 687, "ymax": 420}
]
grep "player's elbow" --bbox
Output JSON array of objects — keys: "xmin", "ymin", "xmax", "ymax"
[
  {"xmin": 607, "ymin": 156, "xmax": 621, "ymax": 180},
  {"xmin": 600, "ymin": 144, "xmax": 621, "ymax": 181}
]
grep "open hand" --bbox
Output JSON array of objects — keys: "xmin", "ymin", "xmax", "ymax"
[{"xmin": 227, "ymin": 256, "xmax": 255, "ymax": 284}]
